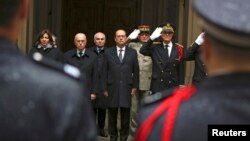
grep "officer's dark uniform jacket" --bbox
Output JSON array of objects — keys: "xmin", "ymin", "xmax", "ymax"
[
  {"xmin": 29, "ymin": 45, "xmax": 64, "ymax": 62},
  {"xmin": 137, "ymin": 73, "xmax": 250, "ymax": 141},
  {"xmin": 140, "ymin": 40, "xmax": 184, "ymax": 94},
  {"xmin": 64, "ymin": 48, "xmax": 98, "ymax": 97},
  {"xmin": 184, "ymin": 42, "xmax": 207, "ymax": 85},
  {"xmin": 89, "ymin": 46, "xmax": 108, "ymax": 108},
  {"xmin": 0, "ymin": 38, "xmax": 96, "ymax": 141}
]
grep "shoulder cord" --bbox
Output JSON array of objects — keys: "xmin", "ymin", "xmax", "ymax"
[{"xmin": 135, "ymin": 85, "xmax": 196, "ymax": 141}]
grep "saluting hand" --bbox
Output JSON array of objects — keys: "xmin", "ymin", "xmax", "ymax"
[
  {"xmin": 150, "ymin": 27, "xmax": 163, "ymax": 40},
  {"xmin": 127, "ymin": 29, "xmax": 140, "ymax": 40}
]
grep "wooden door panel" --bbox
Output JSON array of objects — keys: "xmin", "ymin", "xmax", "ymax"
[
  {"xmin": 104, "ymin": 0, "xmax": 137, "ymax": 46},
  {"xmin": 62, "ymin": 0, "xmax": 104, "ymax": 51},
  {"xmin": 62, "ymin": 0, "xmax": 137, "ymax": 51}
]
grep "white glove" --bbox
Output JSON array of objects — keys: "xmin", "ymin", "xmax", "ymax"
[
  {"xmin": 150, "ymin": 27, "xmax": 163, "ymax": 40},
  {"xmin": 195, "ymin": 32, "xmax": 205, "ymax": 45},
  {"xmin": 127, "ymin": 29, "xmax": 140, "ymax": 40}
]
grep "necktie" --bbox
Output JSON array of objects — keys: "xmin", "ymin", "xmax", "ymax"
[
  {"xmin": 164, "ymin": 45, "xmax": 169, "ymax": 58},
  {"xmin": 118, "ymin": 49, "xmax": 123, "ymax": 62},
  {"xmin": 97, "ymin": 48, "xmax": 101, "ymax": 54},
  {"xmin": 79, "ymin": 52, "xmax": 83, "ymax": 57}
]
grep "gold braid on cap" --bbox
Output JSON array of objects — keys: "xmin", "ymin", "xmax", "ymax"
[
  {"xmin": 138, "ymin": 25, "xmax": 150, "ymax": 32},
  {"xmin": 162, "ymin": 23, "xmax": 174, "ymax": 33}
]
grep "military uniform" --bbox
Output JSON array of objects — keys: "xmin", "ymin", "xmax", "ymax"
[
  {"xmin": 128, "ymin": 25, "xmax": 153, "ymax": 139},
  {"xmin": 184, "ymin": 42, "xmax": 207, "ymax": 85},
  {"xmin": 140, "ymin": 40, "xmax": 184, "ymax": 94},
  {"xmin": 0, "ymin": 38, "xmax": 96, "ymax": 141},
  {"xmin": 136, "ymin": 0, "xmax": 250, "ymax": 141}
]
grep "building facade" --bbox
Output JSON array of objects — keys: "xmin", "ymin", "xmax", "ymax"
[{"xmin": 18, "ymin": 0, "xmax": 200, "ymax": 84}]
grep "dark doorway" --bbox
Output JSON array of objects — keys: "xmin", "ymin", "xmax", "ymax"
[{"xmin": 61, "ymin": 0, "xmax": 139, "ymax": 52}]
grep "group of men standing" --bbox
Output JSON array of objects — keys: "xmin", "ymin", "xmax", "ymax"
[
  {"xmin": 2, "ymin": 0, "xmax": 249, "ymax": 141},
  {"xmin": 28, "ymin": 20, "xmax": 206, "ymax": 141}
]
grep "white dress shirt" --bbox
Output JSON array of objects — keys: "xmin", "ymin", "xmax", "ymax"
[{"xmin": 116, "ymin": 46, "xmax": 126, "ymax": 60}]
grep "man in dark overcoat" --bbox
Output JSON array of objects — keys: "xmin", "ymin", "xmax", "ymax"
[
  {"xmin": 64, "ymin": 33, "xmax": 98, "ymax": 100},
  {"xmin": 103, "ymin": 29, "xmax": 139, "ymax": 141},
  {"xmin": 89, "ymin": 32, "xmax": 108, "ymax": 137}
]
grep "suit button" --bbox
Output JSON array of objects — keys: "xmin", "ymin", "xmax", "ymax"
[
  {"xmin": 169, "ymin": 81, "xmax": 172, "ymax": 84},
  {"xmin": 169, "ymin": 72, "xmax": 171, "ymax": 75},
  {"xmin": 161, "ymin": 79, "xmax": 163, "ymax": 82},
  {"xmin": 161, "ymin": 70, "xmax": 164, "ymax": 73}
]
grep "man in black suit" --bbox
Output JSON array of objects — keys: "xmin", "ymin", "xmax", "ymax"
[
  {"xmin": 103, "ymin": 29, "xmax": 139, "ymax": 141},
  {"xmin": 0, "ymin": 0, "xmax": 96, "ymax": 140},
  {"xmin": 89, "ymin": 32, "xmax": 108, "ymax": 137},
  {"xmin": 64, "ymin": 33, "xmax": 98, "ymax": 100},
  {"xmin": 140, "ymin": 23, "xmax": 185, "ymax": 94}
]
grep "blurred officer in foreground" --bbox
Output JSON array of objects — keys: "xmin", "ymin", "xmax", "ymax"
[
  {"xmin": 127, "ymin": 25, "xmax": 153, "ymax": 140},
  {"xmin": 136, "ymin": 0, "xmax": 250, "ymax": 141},
  {"xmin": 0, "ymin": 0, "xmax": 96, "ymax": 141}
]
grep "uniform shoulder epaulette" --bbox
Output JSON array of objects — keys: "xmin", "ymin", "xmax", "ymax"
[
  {"xmin": 32, "ymin": 52, "xmax": 81, "ymax": 80},
  {"xmin": 153, "ymin": 41, "xmax": 162, "ymax": 44},
  {"xmin": 175, "ymin": 43, "xmax": 184, "ymax": 48},
  {"xmin": 143, "ymin": 89, "xmax": 174, "ymax": 105}
]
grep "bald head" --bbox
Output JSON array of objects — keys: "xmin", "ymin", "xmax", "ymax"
[
  {"xmin": 74, "ymin": 33, "xmax": 87, "ymax": 50},
  {"xmin": 94, "ymin": 32, "xmax": 106, "ymax": 47}
]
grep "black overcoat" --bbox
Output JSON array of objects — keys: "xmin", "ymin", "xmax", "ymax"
[
  {"xmin": 89, "ymin": 47, "xmax": 108, "ymax": 108},
  {"xmin": 64, "ymin": 48, "xmax": 98, "ymax": 96},
  {"xmin": 103, "ymin": 46, "xmax": 139, "ymax": 108}
]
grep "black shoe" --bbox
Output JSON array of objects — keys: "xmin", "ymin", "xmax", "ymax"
[{"xmin": 99, "ymin": 129, "xmax": 108, "ymax": 137}]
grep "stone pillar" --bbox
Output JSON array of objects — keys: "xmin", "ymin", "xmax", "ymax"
[{"xmin": 178, "ymin": 0, "xmax": 202, "ymax": 84}]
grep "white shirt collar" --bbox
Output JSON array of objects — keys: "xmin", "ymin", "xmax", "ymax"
[
  {"xmin": 116, "ymin": 46, "xmax": 126, "ymax": 51},
  {"xmin": 77, "ymin": 49, "xmax": 85, "ymax": 57},
  {"xmin": 163, "ymin": 41, "xmax": 173, "ymax": 47}
]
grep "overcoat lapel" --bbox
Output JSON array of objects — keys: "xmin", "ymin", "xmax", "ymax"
[{"xmin": 111, "ymin": 47, "xmax": 121, "ymax": 64}]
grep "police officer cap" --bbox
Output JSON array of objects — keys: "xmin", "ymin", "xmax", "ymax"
[
  {"xmin": 193, "ymin": 0, "xmax": 250, "ymax": 48},
  {"xmin": 138, "ymin": 25, "xmax": 150, "ymax": 33},
  {"xmin": 161, "ymin": 23, "xmax": 175, "ymax": 33}
]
